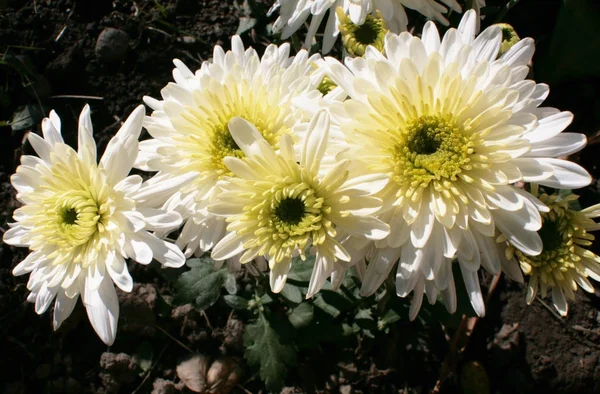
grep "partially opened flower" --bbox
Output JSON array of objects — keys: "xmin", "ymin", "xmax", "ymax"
[
  {"xmin": 322, "ymin": 10, "xmax": 591, "ymax": 317},
  {"xmin": 269, "ymin": 0, "xmax": 462, "ymax": 54},
  {"xmin": 137, "ymin": 36, "xmax": 323, "ymax": 263},
  {"xmin": 505, "ymin": 185, "xmax": 600, "ymax": 316},
  {"xmin": 4, "ymin": 105, "xmax": 186, "ymax": 345},
  {"xmin": 210, "ymin": 112, "xmax": 390, "ymax": 296},
  {"xmin": 337, "ymin": 8, "xmax": 388, "ymax": 57}
]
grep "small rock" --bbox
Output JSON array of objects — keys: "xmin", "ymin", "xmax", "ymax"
[
  {"xmin": 206, "ymin": 357, "xmax": 242, "ymax": 393},
  {"xmin": 488, "ymin": 323, "xmax": 520, "ymax": 351},
  {"xmin": 151, "ymin": 378, "xmax": 182, "ymax": 394},
  {"xmin": 339, "ymin": 384, "xmax": 352, "ymax": 394},
  {"xmin": 178, "ymin": 36, "xmax": 196, "ymax": 45},
  {"xmin": 176, "ymin": 353, "xmax": 211, "ymax": 393},
  {"xmin": 99, "ymin": 352, "xmax": 139, "ymax": 391},
  {"xmin": 95, "ymin": 28, "xmax": 129, "ymax": 63},
  {"xmin": 223, "ymin": 317, "xmax": 244, "ymax": 351}
]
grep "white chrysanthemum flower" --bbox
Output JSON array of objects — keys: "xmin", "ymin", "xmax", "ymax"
[
  {"xmin": 137, "ymin": 36, "xmax": 325, "ymax": 263},
  {"xmin": 4, "ymin": 105, "xmax": 186, "ymax": 345},
  {"xmin": 269, "ymin": 0, "xmax": 462, "ymax": 53},
  {"xmin": 209, "ymin": 112, "xmax": 390, "ymax": 296},
  {"xmin": 505, "ymin": 185, "xmax": 600, "ymax": 316},
  {"xmin": 322, "ymin": 10, "xmax": 591, "ymax": 317}
]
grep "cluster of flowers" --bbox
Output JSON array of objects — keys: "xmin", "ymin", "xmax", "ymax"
[{"xmin": 5, "ymin": 5, "xmax": 600, "ymax": 346}]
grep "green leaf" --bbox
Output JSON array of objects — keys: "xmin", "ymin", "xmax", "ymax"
[
  {"xmin": 312, "ymin": 290, "xmax": 354, "ymax": 318},
  {"xmin": 378, "ymin": 308, "xmax": 401, "ymax": 328},
  {"xmin": 236, "ymin": 17, "xmax": 257, "ymax": 35},
  {"xmin": 173, "ymin": 256, "xmax": 227, "ymax": 310},
  {"xmin": 224, "ymin": 273, "xmax": 237, "ymax": 295},
  {"xmin": 11, "ymin": 104, "xmax": 45, "ymax": 132},
  {"xmin": 244, "ymin": 313, "xmax": 297, "ymax": 392},
  {"xmin": 224, "ymin": 294, "xmax": 250, "ymax": 310},
  {"xmin": 287, "ymin": 256, "xmax": 315, "ymax": 283},
  {"xmin": 279, "ymin": 283, "xmax": 303, "ymax": 304},
  {"xmin": 288, "ymin": 303, "xmax": 314, "ymax": 329}
]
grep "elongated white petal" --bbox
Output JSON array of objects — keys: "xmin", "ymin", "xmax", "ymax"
[{"xmin": 83, "ymin": 275, "xmax": 119, "ymax": 346}]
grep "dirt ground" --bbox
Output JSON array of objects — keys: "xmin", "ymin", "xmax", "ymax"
[{"xmin": 1, "ymin": 0, "xmax": 600, "ymax": 393}]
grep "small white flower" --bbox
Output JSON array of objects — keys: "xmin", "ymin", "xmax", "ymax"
[
  {"xmin": 210, "ymin": 112, "xmax": 390, "ymax": 296},
  {"xmin": 4, "ymin": 105, "xmax": 186, "ymax": 345},
  {"xmin": 269, "ymin": 0, "xmax": 462, "ymax": 53},
  {"xmin": 137, "ymin": 36, "xmax": 325, "ymax": 266},
  {"xmin": 321, "ymin": 10, "xmax": 591, "ymax": 318}
]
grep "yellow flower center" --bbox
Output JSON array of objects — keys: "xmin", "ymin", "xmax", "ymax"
[
  {"xmin": 50, "ymin": 189, "xmax": 107, "ymax": 248},
  {"xmin": 390, "ymin": 115, "xmax": 474, "ymax": 196},
  {"xmin": 518, "ymin": 205, "xmax": 579, "ymax": 276},
  {"xmin": 274, "ymin": 196, "xmax": 306, "ymax": 227},
  {"xmin": 233, "ymin": 174, "xmax": 336, "ymax": 264},
  {"xmin": 337, "ymin": 8, "xmax": 387, "ymax": 57},
  {"xmin": 175, "ymin": 77, "xmax": 292, "ymax": 181}
]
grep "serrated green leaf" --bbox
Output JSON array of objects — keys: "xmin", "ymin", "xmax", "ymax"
[
  {"xmin": 174, "ymin": 257, "xmax": 227, "ymax": 310},
  {"xmin": 355, "ymin": 308, "xmax": 373, "ymax": 321},
  {"xmin": 11, "ymin": 104, "xmax": 44, "ymax": 132},
  {"xmin": 287, "ymin": 256, "xmax": 315, "ymax": 283},
  {"xmin": 379, "ymin": 308, "xmax": 401, "ymax": 327},
  {"xmin": 279, "ymin": 283, "xmax": 303, "ymax": 304},
  {"xmin": 260, "ymin": 293, "xmax": 273, "ymax": 306},
  {"xmin": 288, "ymin": 303, "xmax": 313, "ymax": 329},
  {"xmin": 224, "ymin": 294, "xmax": 250, "ymax": 310},
  {"xmin": 313, "ymin": 289, "xmax": 354, "ymax": 318},
  {"xmin": 224, "ymin": 273, "xmax": 237, "ymax": 295},
  {"xmin": 244, "ymin": 313, "xmax": 297, "ymax": 392},
  {"xmin": 313, "ymin": 294, "xmax": 341, "ymax": 318}
]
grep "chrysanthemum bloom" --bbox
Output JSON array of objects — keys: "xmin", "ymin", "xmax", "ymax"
[
  {"xmin": 321, "ymin": 10, "xmax": 591, "ymax": 317},
  {"xmin": 269, "ymin": 0, "xmax": 462, "ymax": 54},
  {"xmin": 4, "ymin": 105, "xmax": 186, "ymax": 345},
  {"xmin": 504, "ymin": 185, "xmax": 600, "ymax": 316},
  {"xmin": 210, "ymin": 112, "xmax": 390, "ymax": 296},
  {"xmin": 137, "ymin": 36, "xmax": 326, "ymax": 263},
  {"xmin": 337, "ymin": 8, "xmax": 387, "ymax": 57}
]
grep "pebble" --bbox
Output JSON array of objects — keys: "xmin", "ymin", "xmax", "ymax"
[{"xmin": 95, "ymin": 28, "xmax": 129, "ymax": 63}]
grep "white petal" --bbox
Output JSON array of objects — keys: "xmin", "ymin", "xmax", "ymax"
[
  {"xmin": 137, "ymin": 208, "xmax": 182, "ymax": 231},
  {"xmin": 135, "ymin": 231, "xmax": 185, "ymax": 268},
  {"xmin": 35, "ymin": 283, "xmax": 57, "ymax": 314},
  {"xmin": 3, "ymin": 225, "xmax": 30, "ymax": 247},
  {"xmin": 552, "ymin": 287, "xmax": 568, "ymax": 316},
  {"xmin": 53, "ymin": 291, "xmax": 78, "ymax": 330},
  {"xmin": 106, "ymin": 252, "xmax": 133, "ymax": 292},
  {"xmin": 459, "ymin": 264, "xmax": 485, "ymax": 317},
  {"xmin": 211, "ymin": 231, "xmax": 245, "ymax": 261},
  {"xmin": 360, "ymin": 247, "xmax": 401, "ymax": 296},
  {"xmin": 100, "ymin": 105, "xmax": 145, "ymax": 184},
  {"xmin": 228, "ymin": 117, "xmax": 267, "ymax": 158},
  {"xmin": 536, "ymin": 158, "xmax": 591, "ymax": 189},
  {"xmin": 409, "ymin": 278, "xmax": 425, "ymax": 321},
  {"xmin": 77, "ymin": 104, "xmax": 97, "ymax": 164},
  {"xmin": 493, "ymin": 210, "xmax": 542, "ymax": 256},
  {"xmin": 526, "ymin": 133, "xmax": 586, "ymax": 158},
  {"xmin": 82, "ymin": 275, "xmax": 119, "ymax": 345},
  {"xmin": 302, "ymin": 111, "xmax": 330, "ymax": 173},
  {"xmin": 269, "ymin": 258, "xmax": 292, "ymax": 293}
]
